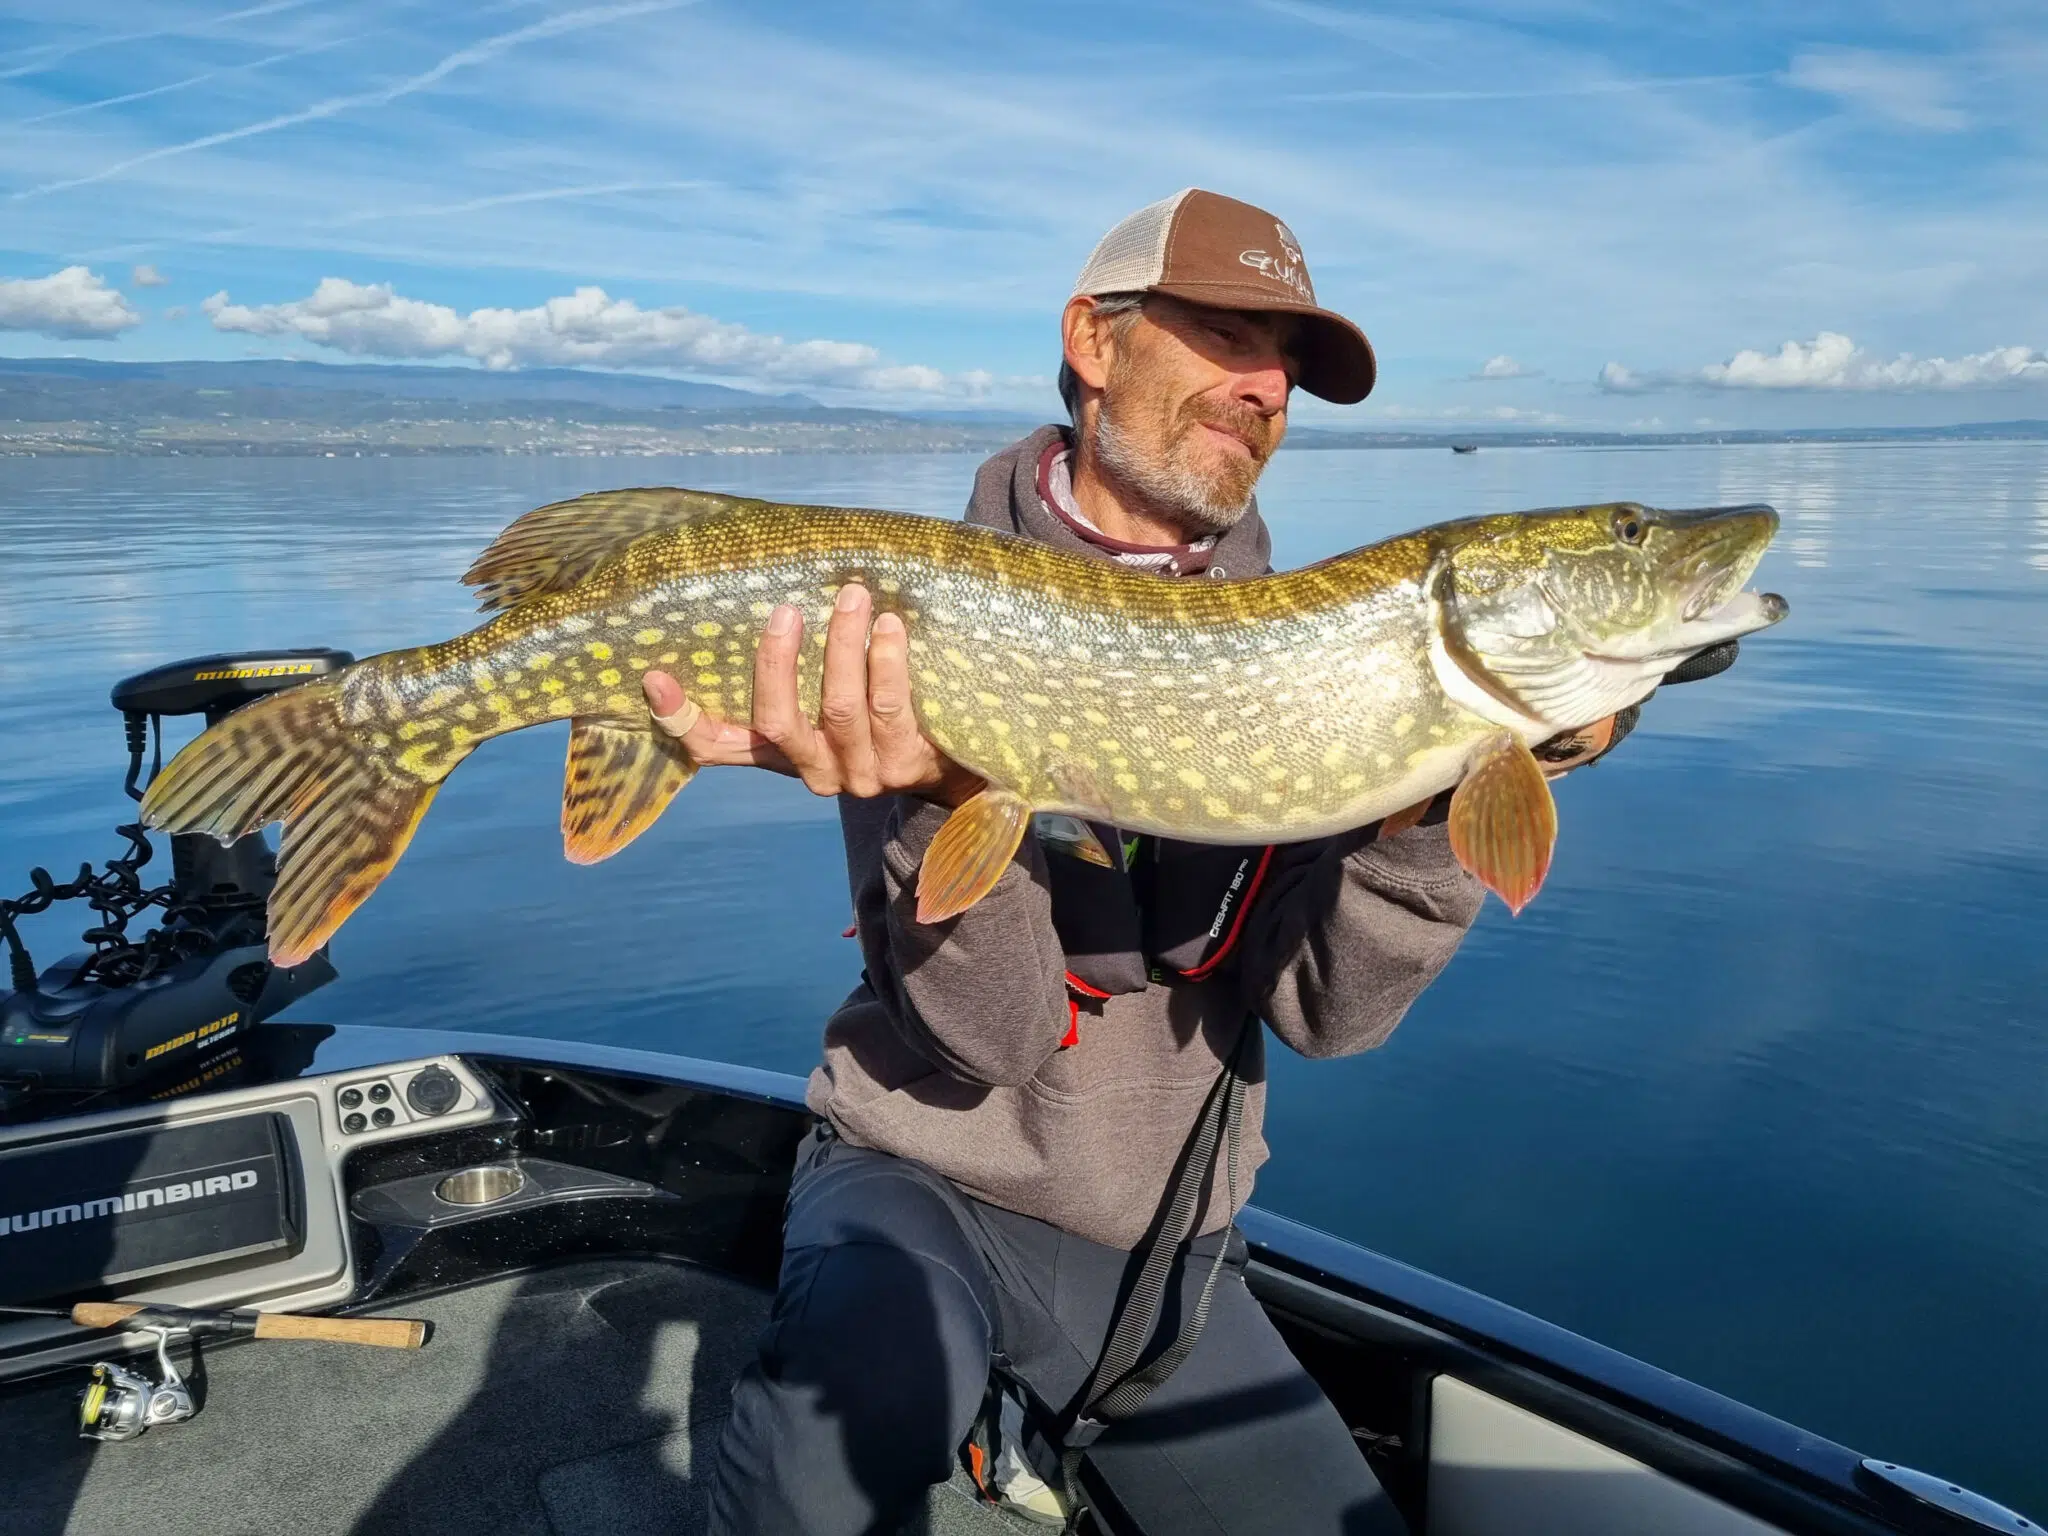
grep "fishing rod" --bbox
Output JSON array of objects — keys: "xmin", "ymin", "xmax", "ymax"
[{"xmin": 0, "ymin": 1300, "xmax": 431, "ymax": 1441}]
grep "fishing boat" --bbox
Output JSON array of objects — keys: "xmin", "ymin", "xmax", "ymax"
[
  {"xmin": 1451, "ymin": 444, "xmax": 1479, "ymax": 454},
  {"xmin": 1, "ymin": 655, "xmax": 2035, "ymax": 1536}
]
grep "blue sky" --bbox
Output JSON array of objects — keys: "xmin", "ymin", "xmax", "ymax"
[{"xmin": 2, "ymin": 0, "xmax": 2043, "ymax": 428}]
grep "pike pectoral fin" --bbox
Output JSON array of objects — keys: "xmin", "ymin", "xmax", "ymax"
[
  {"xmin": 1376, "ymin": 796, "xmax": 1435, "ymax": 841},
  {"xmin": 1448, "ymin": 732, "xmax": 1557, "ymax": 916},
  {"xmin": 562, "ymin": 718, "xmax": 698, "ymax": 864},
  {"xmin": 916, "ymin": 788, "xmax": 1033, "ymax": 924}
]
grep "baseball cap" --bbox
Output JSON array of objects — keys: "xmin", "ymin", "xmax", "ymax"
[{"xmin": 1071, "ymin": 188, "xmax": 1376, "ymax": 404}]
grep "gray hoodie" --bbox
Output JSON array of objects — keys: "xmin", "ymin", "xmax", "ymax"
[{"xmin": 803, "ymin": 427, "xmax": 1484, "ymax": 1248}]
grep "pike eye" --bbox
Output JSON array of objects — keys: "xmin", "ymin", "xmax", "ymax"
[{"xmin": 1614, "ymin": 512, "xmax": 1646, "ymax": 546}]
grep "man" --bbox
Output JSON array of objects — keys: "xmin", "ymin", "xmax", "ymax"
[{"xmin": 642, "ymin": 189, "xmax": 1619, "ymax": 1534}]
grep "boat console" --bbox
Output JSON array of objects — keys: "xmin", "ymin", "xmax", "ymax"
[{"xmin": 0, "ymin": 1051, "xmax": 501, "ymax": 1382}]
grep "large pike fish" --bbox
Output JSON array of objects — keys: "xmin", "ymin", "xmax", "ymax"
[{"xmin": 142, "ymin": 489, "xmax": 1786, "ymax": 965}]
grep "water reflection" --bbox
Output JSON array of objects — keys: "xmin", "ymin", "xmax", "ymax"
[{"xmin": 1, "ymin": 442, "xmax": 2043, "ymax": 1512}]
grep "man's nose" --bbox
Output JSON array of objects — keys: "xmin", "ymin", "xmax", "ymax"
[{"xmin": 1233, "ymin": 360, "xmax": 1291, "ymax": 415}]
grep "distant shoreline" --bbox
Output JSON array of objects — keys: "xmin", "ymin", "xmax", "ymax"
[{"xmin": 3, "ymin": 356, "xmax": 2044, "ymax": 457}]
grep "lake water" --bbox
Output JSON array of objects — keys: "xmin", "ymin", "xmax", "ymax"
[{"xmin": 2, "ymin": 443, "xmax": 2043, "ymax": 1514}]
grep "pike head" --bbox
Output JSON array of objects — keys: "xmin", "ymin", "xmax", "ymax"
[{"xmin": 1427, "ymin": 502, "xmax": 1788, "ymax": 735}]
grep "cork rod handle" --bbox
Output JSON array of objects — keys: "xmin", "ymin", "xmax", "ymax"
[
  {"xmin": 70, "ymin": 1302, "xmax": 427, "ymax": 1349},
  {"xmin": 250, "ymin": 1313, "xmax": 427, "ymax": 1349},
  {"xmin": 69, "ymin": 1302, "xmax": 151, "ymax": 1329}
]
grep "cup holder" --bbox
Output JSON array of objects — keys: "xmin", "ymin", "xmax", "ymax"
[{"xmin": 435, "ymin": 1164, "xmax": 527, "ymax": 1207}]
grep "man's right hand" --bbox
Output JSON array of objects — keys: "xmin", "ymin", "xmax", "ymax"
[{"xmin": 642, "ymin": 581, "xmax": 985, "ymax": 808}]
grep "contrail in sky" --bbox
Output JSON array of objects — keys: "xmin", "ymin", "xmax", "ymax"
[
  {"xmin": 324, "ymin": 180, "xmax": 712, "ymax": 228},
  {"xmin": 0, "ymin": 0, "xmax": 320, "ymax": 82},
  {"xmin": 15, "ymin": 37, "xmax": 358, "ymax": 125},
  {"xmin": 13, "ymin": 1, "xmax": 685, "ymax": 201},
  {"xmin": 1285, "ymin": 73, "xmax": 1765, "ymax": 103}
]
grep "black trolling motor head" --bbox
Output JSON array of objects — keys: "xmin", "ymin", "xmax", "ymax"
[{"xmin": 0, "ymin": 649, "xmax": 352, "ymax": 1107}]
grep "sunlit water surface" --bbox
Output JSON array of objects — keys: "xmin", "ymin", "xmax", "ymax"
[{"xmin": 2, "ymin": 443, "xmax": 2043, "ymax": 1512}]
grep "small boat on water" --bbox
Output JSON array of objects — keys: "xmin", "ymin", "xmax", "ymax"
[
  {"xmin": 1451, "ymin": 443, "xmax": 1479, "ymax": 454},
  {"xmin": 0, "ymin": 654, "xmax": 2036, "ymax": 1536}
]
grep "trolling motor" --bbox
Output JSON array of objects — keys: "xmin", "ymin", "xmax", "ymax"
[{"xmin": 0, "ymin": 650, "xmax": 353, "ymax": 1104}]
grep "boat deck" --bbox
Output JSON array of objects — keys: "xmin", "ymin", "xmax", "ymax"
[{"xmin": 3, "ymin": 1258, "xmax": 1023, "ymax": 1536}]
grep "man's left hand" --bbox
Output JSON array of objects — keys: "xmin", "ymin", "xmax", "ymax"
[{"xmin": 1531, "ymin": 709, "xmax": 1636, "ymax": 779}]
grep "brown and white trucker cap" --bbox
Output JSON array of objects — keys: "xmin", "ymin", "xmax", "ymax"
[{"xmin": 1072, "ymin": 188, "xmax": 1376, "ymax": 404}]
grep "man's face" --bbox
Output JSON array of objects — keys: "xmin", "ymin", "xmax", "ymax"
[{"xmin": 1092, "ymin": 296, "xmax": 1299, "ymax": 537}]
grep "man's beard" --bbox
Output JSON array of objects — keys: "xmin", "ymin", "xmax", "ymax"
[{"xmin": 1090, "ymin": 372, "xmax": 1277, "ymax": 539}]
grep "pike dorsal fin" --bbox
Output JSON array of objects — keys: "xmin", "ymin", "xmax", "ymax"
[
  {"xmin": 463, "ymin": 488, "xmax": 766, "ymax": 613},
  {"xmin": 561, "ymin": 717, "xmax": 698, "ymax": 864}
]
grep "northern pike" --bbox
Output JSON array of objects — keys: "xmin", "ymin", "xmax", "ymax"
[{"xmin": 141, "ymin": 489, "xmax": 1787, "ymax": 965}]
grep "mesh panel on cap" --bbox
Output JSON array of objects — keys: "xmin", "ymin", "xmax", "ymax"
[{"xmin": 1071, "ymin": 190, "xmax": 1190, "ymax": 297}]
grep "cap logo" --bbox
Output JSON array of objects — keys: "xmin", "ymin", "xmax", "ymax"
[{"xmin": 1237, "ymin": 220, "xmax": 1313, "ymax": 302}]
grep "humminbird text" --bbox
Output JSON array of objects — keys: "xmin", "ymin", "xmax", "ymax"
[{"xmin": 2, "ymin": 1166, "xmax": 262, "ymax": 1235}]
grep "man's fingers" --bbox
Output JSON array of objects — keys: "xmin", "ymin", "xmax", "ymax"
[
  {"xmin": 643, "ymin": 670, "xmax": 701, "ymax": 737},
  {"xmin": 818, "ymin": 584, "xmax": 878, "ymax": 791},
  {"xmin": 867, "ymin": 611, "xmax": 922, "ymax": 763},
  {"xmin": 642, "ymin": 671, "xmax": 796, "ymax": 773},
  {"xmin": 750, "ymin": 604, "xmax": 815, "ymax": 748}
]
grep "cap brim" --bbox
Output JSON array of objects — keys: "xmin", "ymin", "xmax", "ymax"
[{"xmin": 1148, "ymin": 281, "xmax": 1377, "ymax": 405}]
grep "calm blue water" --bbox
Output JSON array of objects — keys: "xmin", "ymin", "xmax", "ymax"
[{"xmin": 2, "ymin": 445, "xmax": 2043, "ymax": 1512}]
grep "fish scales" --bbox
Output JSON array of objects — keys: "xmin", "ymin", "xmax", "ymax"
[
  {"xmin": 359, "ymin": 506, "xmax": 1459, "ymax": 843},
  {"xmin": 140, "ymin": 489, "xmax": 1786, "ymax": 962}
]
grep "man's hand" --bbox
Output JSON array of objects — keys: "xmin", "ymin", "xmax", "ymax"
[
  {"xmin": 1531, "ymin": 711, "xmax": 1632, "ymax": 779},
  {"xmin": 642, "ymin": 582, "xmax": 985, "ymax": 807}
]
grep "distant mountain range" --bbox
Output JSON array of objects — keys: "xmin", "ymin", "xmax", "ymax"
[
  {"xmin": 0, "ymin": 356, "xmax": 826, "ymax": 412},
  {"xmin": 2, "ymin": 356, "xmax": 2043, "ymax": 456},
  {"xmin": 0, "ymin": 356, "xmax": 1038, "ymax": 456}
]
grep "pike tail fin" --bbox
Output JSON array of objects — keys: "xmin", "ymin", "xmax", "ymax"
[{"xmin": 141, "ymin": 679, "xmax": 469, "ymax": 966}]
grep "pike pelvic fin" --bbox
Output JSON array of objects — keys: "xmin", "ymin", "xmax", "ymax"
[
  {"xmin": 1032, "ymin": 813, "xmax": 1115, "ymax": 868},
  {"xmin": 561, "ymin": 718, "xmax": 698, "ymax": 864},
  {"xmin": 1376, "ymin": 796, "xmax": 1435, "ymax": 841},
  {"xmin": 1447, "ymin": 731, "xmax": 1557, "ymax": 916},
  {"xmin": 916, "ymin": 788, "xmax": 1033, "ymax": 924},
  {"xmin": 140, "ymin": 679, "xmax": 471, "ymax": 967},
  {"xmin": 462, "ymin": 488, "xmax": 768, "ymax": 613}
]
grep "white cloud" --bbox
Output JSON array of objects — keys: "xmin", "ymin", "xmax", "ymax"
[
  {"xmin": 1602, "ymin": 332, "xmax": 2048, "ymax": 392},
  {"xmin": 1785, "ymin": 48, "xmax": 1967, "ymax": 132},
  {"xmin": 0, "ymin": 266, "xmax": 141, "ymax": 338},
  {"xmin": 203, "ymin": 277, "xmax": 996, "ymax": 395},
  {"xmin": 132, "ymin": 263, "xmax": 168, "ymax": 287},
  {"xmin": 1474, "ymin": 354, "xmax": 1529, "ymax": 380}
]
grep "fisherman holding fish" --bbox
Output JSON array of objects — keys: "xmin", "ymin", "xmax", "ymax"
[
  {"xmin": 639, "ymin": 191, "xmax": 1647, "ymax": 1535},
  {"xmin": 145, "ymin": 188, "xmax": 1782, "ymax": 1534}
]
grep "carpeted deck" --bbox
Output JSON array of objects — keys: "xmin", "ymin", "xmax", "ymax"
[{"xmin": 1, "ymin": 1259, "xmax": 1030, "ymax": 1536}]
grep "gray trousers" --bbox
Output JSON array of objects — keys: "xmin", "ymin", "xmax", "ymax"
[{"xmin": 708, "ymin": 1127, "xmax": 1406, "ymax": 1535}]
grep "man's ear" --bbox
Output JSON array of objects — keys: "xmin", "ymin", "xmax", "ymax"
[{"xmin": 1062, "ymin": 296, "xmax": 1117, "ymax": 394}]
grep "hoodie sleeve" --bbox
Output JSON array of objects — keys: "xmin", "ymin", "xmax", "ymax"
[
  {"xmin": 1234, "ymin": 820, "xmax": 1484, "ymax": 1059},
  {"xmin": 839, "ymin": 794, "xmax": 1074, "ymax": 1089}
]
